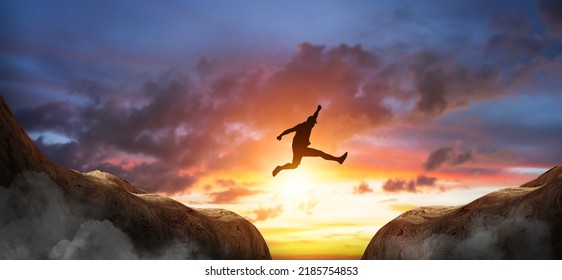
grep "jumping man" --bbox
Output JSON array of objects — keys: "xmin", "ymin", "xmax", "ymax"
[{"xmin": 272, "ymin": 105, "xmax": 347, "ymax": 176}]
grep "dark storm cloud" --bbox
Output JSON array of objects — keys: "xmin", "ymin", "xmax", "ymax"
[
  {"xmin": 538, "ymin": 0, "xmax": 562, "ymax": 38},
  {"xmin": 416, "ymin": 175, "xmax": 437, "ymax": 186},
  {"xmin": 382, "ymin": 178, "xmax": 417, "ymax": 193},
  {"xmin": 423, "ymin": 146, "xmax": 473, "ymax": 172},
  {"xmin": 254, "ymin": 42, "xmax": 392, "ymax": 133},
  {"xmin": 13, "ymin": 41, "xmax": 396, "ymax": 195},
  {"xmin": 3, "ymin": 1, "xmax": 562, "ymax": 196},
  {"xmin": 76, "ymin": 81, "xmax": 207, "ymax": 158},
  {"xmin": 8, "ymin": 38, "xmax": 557, "ymax": 194},
  {"xmin": 491, "ymin": 10, "xmax": 534, "ymax": 33},
  {"xmin": 382, "ymin": 175, "xmax": 439, "ymax": 193},
  {"xmin": 407, "ymin": 50, "xmax": 507, "ymax": 119},
  {"xmin": 486, "ymin": 34, "xmax": 545, "ymax": 61},
  {"xmin": 477, "ymin": 123, "xmax": 562, "ymax": 166},
  {"xmin": 15, "ymin": 102, "xmax": 76, "ymax": 134},
  {"xmin": 98, "ymin": 161, "xmax": 197, "ymax": 194},
  {"xmin": 484, "ymin": 9, "xmax": 545, "ymax": 62},
  {"xmin": 447, "ymin": 167, "xmax": 502, "ymax": 176},
  {"xmin": 195, "ymin": 58, "xmax": 215, "ymax": 79},
  {"xmin": 11, "ymin": 75, "xmax": 228, "ymax": 193},
  {"xmin": 6, "ymin": 56, "xmax": 280, "ymax": 194}
]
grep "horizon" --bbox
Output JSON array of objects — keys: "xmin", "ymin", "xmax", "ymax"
[{"xmin": 2, "ymin": 0, "xmax": 562, "ymax": 259}]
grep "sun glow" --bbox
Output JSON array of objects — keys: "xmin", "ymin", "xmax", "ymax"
[{"xmin": 275, "ymin": 166, "xmax": 316, "ymax": 197}]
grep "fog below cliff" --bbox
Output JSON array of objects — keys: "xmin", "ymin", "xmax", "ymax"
[{"xmin": 0, "ymin": 172, "xmax": 199, "ymax": 259}]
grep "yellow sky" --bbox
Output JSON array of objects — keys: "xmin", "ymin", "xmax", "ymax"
[{"xmin": 171, "ymin": 161, "xmax": 530, "ymax": 259}]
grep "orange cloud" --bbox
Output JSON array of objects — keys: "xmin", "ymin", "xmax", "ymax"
[
  {"xmin": 352, "ymin": 181, "xmax": 373, "ymax": 194},
  {"xmin": 247, "ymin": 205, "xmax": 283, "ymax": 222},
  {"xmin": 208, "ymin": 182, "xmax": 261, "ymax": 203}
]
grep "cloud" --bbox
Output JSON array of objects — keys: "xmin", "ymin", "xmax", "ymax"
[
  {"xmin": 7, "ymin": 34, "xmax": 562, "ymax": 196},
  {"xmin": 382, "ymin": 175, "xmax": 438, "ymax": 193},
  {"xmin": 0, "ymin": 171, "xmax": 200, "ymax": 259},
  {"xmin": 353, "ymin": 181, "xmax": 373, "ymax": 194},
  {"xmin": 247, "ymin": 205, "xmax": 283, "ymax": 223},
  {"xmin": 416, "ymin": 175, "xmax": 437, "ymax": 186},
  {"xmin": 14, "ymin": 78, "xmax": 217, "ymax": 194},
  {"xmin": 252, "ymin": 42, "xmax": 393, "ymax": 138},
  {"xmin": 15, "ymin": 102, "xmax": 77, "ymax": 134},
  {"xmin": 406, "ymin": 50, "xmax": 507, "ymax": 120},
  {"xmin": 298, "ymin": 198, "xmax": 319, "ymax": 215},
  {"xmin": 485, "ymin": 34, "xmax": 545, "ymax": 62},
  {"xmin": 382, "ymin": 178, "xmax": 417, "ymax": 193},
  {"xmin": 209, "ymin": 187, "xmax": 260, "ymax": 203},
  {"xmin": 380, "ymin": 144, "xmax": 488, "ymax": 194},
  {"xmin": 9, "ymin": 42, "xmax": 394, "ymax": 194},
  {"xmin": 195, "ymin": 57, "xmax": 216, "ymax": 80},
  {"xmin": 208, "ymin": 180, "xmax": 261, "ymax": 203},
  {"xmin": 537, "ymin": 0, "xmax": 562, "ymax": 39},
  {"xmin": 485, "ymin": 10, "xmax": 545, "ymax": 62},
  {"xmin": 423, "ymin": 146, "xmax": 473, "ymax": 171}
]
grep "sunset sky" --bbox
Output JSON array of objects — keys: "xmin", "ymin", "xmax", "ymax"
[{"xmin": 2, "ymin": 0, "xmax": 562, "ymax": 259}]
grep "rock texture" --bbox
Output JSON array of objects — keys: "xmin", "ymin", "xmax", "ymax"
[
  {"xmin": 363, "ymin": 166, "xmax": 562, "ymax": 259},
  {"xmin": 0, "ymin": 96, "xmax": 271, "ymax": 259}
]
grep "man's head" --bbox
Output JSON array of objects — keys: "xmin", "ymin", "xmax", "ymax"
[{"xmin": 306, "ymin": 116, "xmax": 317, "ymax": 126}]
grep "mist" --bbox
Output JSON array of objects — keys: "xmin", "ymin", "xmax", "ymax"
[
  {"xmin": 0, "ymin": 171, "xmax": 201, "ymax": 259},
  {"xmin": 379, "ymin": 206, "xmax": 551, "ymax": 259}
]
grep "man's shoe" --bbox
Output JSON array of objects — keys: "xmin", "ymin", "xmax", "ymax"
[
  {"xmin": 272, "ymin": 166, "xmax": 282, "ymax": 177},
  {"xmin": 338, "ymin": 152, "xmax": 348, "ymax": 164}
]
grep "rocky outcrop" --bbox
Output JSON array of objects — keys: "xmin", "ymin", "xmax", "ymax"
[
  {"xmin": 362, "ymin": 166, "xmax": 562, "ymax": 259},
  {"xmin": 0, "ymin": 96, "xmax": 271, "ymax": 259}
]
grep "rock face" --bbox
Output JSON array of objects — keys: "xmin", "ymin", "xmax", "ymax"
[
  {"xmin": 0, "ymin": 96, "xmax": 271, "ymax": 259},
  {"xmin": 363, "ymin": 166, "xmax": 562, "ymax": 259}
]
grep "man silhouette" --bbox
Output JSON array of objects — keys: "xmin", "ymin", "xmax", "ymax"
[{"xmin": 273, "ymin": 105, "xmax": 347, "ymax": 176}]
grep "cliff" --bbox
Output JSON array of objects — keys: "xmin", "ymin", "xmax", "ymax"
[
  {"xmin": 0, "ymin": 96, "xmax": 271, "ymax": 259},
  {"xmin": 362, "ymin": 166, "xmax": 562, "ymax": 259}
]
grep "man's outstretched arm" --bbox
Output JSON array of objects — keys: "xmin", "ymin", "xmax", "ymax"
[
  {"xmin": 277, "ymin": 125, "xmax": 298, "ymax": 141},
  {"xmin": 311, "ymin": 104, "xmax": 322, "ymax": 122}
]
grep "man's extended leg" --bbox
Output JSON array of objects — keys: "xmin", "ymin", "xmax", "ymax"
[
  {"xmin": 303, "ymin": 147, "xmax": 347, "ymax": 164},
  {"xmin": 273, "ymin": 153, "xmax": 303, "ymax": 176}
]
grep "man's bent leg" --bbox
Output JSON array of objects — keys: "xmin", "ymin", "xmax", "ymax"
[{"xmin": 272, "ymin": 153, "xmax": 303, "ymax": 176}]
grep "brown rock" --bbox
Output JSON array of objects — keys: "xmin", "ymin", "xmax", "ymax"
[
  {"xmin": 363, "ymin": 166, "xmax": 562, "ymax": 259},
  {"xmin": 0, "ymin": 96, "xmax": 271, "ymax": 259}
]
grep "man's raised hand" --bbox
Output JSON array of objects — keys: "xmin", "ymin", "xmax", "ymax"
[{"xmin": 277, "ymin": 135, "xmax": 282, "ymax": 141}]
